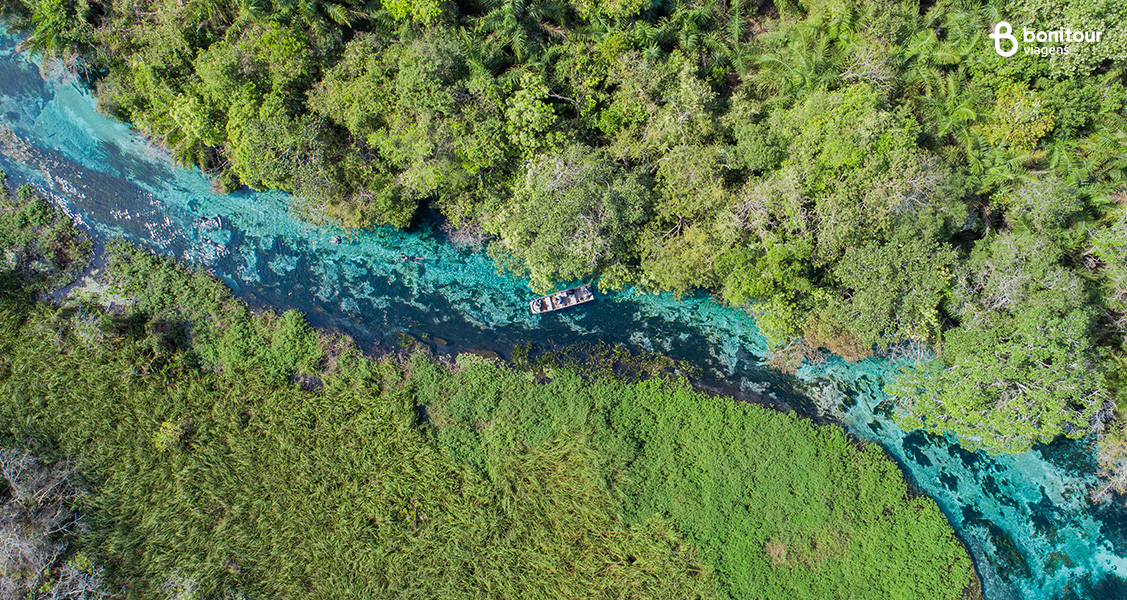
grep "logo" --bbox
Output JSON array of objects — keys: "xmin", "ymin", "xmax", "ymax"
[
  {"xmin": 991, "ymin": 22, "xmax": 1019, "ymax": 57},
  {"xmin": 990, "ymin": 20, "xmax": 1105, "ymax": 58}
]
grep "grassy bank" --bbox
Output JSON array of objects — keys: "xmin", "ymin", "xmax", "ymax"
[{"xmin": 0, "ymin": 191, "xmax": 979, "ymax": 599}]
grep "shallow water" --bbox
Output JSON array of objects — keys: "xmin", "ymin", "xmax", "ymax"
[{"xmin": 1, "ymin": 35, "xmax": 1125, "ymax": 600}]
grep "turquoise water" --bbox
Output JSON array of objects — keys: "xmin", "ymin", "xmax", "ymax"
[{"xmin": 1, "ymin": 36, "xmax": 1125, "ymax": 599}]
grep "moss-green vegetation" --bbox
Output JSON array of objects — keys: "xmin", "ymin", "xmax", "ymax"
[
  {"xmin": 0, "ymin": 221, "xmax": 978, "ymax": 598},
  {"xmin": 420, "ymin": 357, "xmax": 980, "ymax": 600},
  {"xmin": 0, "ymin": 307, "xmax": 716, "ymax": 599},
  {"xmin": 6, "ymin": 0, "xmax": 1127, "ymax": 454}
]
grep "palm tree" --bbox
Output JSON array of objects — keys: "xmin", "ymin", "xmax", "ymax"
[
  {"xmin": 268, "ymin": 0, "xmax": 372, "ymax": 31},
  {"xmin": 182, "ymin": 0, "xmax": 236, "ymax": 33},
  {"xmin": 21, "ymin": 0, "xmax": 82, "ymax": 59},
  {"xmin": 900, "ymin": 27, "xmax": 960, "ymax": 96},
  {"xmin": 920, "ymin": 70, "xmax": 982, "ymax": 148},
  {"xmin": 1045, "ymin": 136, "xmax": 1086, "ymax": 186},
  {"xmin": 973, "ymin": 146, "xmax": 1040, "ymax": 194},
  {"xmin": 750, "ymin": 19, "xmax": 848, "ymax": 99},
  {"xmin": 658, "ymin": 2, "xmax": 720, "ymax": 53},
  {"xmin": 233, "ymin": 0, "xmax": 270, "ymax": 22},
  {"xmin": 475, "ymin": 0, "xmax": 569, "ymax": 66},
  {"xmin": 1082, "ymin": 114, "xmax": 1127, "ymax": 186},
  {"xmin": 623, "ymin": 17, "xmax": 663, "ymax": 61}
]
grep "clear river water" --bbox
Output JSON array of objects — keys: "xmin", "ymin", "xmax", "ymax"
[{"xmin": 1, "ymin": 34, "xmax": 1125, "ymax": 600}]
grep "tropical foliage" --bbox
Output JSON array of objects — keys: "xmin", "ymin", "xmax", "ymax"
[{"xmin": 4, "ymin": 0, "xmax": 1127, "ymax": 454}]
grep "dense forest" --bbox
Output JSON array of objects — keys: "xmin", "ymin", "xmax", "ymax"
[
  {"xmin": 3, "ymin": 0, "xmax": 1124, "ymax": 458},
  {"xmin": 0, "ymin": 187, "xmax": 979, "ymax": 598}
]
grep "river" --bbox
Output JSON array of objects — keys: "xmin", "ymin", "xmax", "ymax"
[{"xmin": 0, "ymin": 34, "xmax": 1124, "ymax": 600}]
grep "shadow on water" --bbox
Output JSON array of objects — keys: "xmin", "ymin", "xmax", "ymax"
[{"xmin": 1, "ymin": 31, "xmax": 1126, "ymax": 600}]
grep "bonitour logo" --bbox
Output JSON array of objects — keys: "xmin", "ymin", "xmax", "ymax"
[
  {"xmin": 990, "ymin": 21, "xmax": 1104, "ymax": 57},
  {"xmin": 991, "ymin": 22, "xmax": 1020, "ymax": 56}
]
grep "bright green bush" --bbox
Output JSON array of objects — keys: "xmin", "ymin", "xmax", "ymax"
[{"xmin": 0, "ymin": 181, "xmax": 90, "ymax": 294}]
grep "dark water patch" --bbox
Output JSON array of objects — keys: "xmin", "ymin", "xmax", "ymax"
[
  {"xmin": 976, "ymin": 519, "xmax": 1033, "ymax": 582},
  {"xmin": 963, "ymin": 504, "xmax": 985, "ymax": 522},
  {"xmin": 902, "ymin": 430, "xmax": 934, "ymax": 468},
  {"xmin": 980, "ymin": 474, "xmax": 1018, "ymax": 509},
  {"xmin": 1038, "ymin": 437, "xmax": 1100, "ymax": 475},
  {"xmin": 948, "ymin": 442, "xmax": 982, "ymax": 469},
  {"xmin": 1056, "ymin": 573, "xmax": 1127, "ymax": 600},
  {"xmin": 1029, "ymin": 496, "xmax": 1064, "ymax": 543},
  {"xmin": 1094, "ymin": 502, "xmax": 1127, "ymax": 557}
]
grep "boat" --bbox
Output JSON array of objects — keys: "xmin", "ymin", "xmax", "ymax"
[{"xmin": 530, "ymin": 284, "xmax": 595, "ymax": 314}]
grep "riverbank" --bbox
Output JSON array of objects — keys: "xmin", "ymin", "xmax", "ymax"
[{"xmin": 1, "ymin": 191, "xmax": 982, "ymax": 598}]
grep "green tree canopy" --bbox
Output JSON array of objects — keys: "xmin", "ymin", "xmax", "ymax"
[
  {"xmin": 891, "ymin": 230, "xmax": 1105, "ymax": 453},
  {"xmin": 491, "ymin": 146, "xmax": 652, "ymax": 291}
]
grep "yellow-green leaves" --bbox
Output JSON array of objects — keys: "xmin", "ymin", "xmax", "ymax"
[
  {"xmin": 152, "ymin": 420, "xmax": 184, "ymax": 452},
  {"xmin": 571, "ymin": 0, "xmax": 652, "ymax": 20},
  {"xmin": 382, "ymin": 0, "xmax": 443, "ymax": 25},
  {"xmin": 981, "ymin": 83, "xmax": 1055, "ymax": 152}
]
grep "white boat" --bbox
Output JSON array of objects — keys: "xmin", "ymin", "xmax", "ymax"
[{"xmin": 530, "ymin": 284, "xmax": 595, "ymax": 314}]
